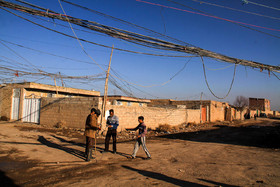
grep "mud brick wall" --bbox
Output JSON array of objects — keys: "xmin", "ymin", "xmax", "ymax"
[
  {"xmin": 210, "ymin": 101, "xmax": 228, "ymax": 122},
  {"xmin": 40, "ymin": 98, "xmax": 201, "ymax": 130},
  {"xmin": 186, "ymin": 109, "xmax": 201, "ymax": 124},
  {"xmin": 40, "ymin": 97, "xmax": 99, "ymax": 128},
  {"xmin": 0, "ymin": 86, "xmax": 13, "ymax": 120},
  {"xmin": 104, "ymin": 105, "xmax": 200, "ymax": 131}
]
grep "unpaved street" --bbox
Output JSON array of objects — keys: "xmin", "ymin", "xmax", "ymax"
[{"xmin": 1, "ymin": 118, "xmax": 280, "ymax": 186}]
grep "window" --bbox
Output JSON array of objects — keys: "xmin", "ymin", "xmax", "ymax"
[
  {"xmin": 127, "ymin": 102, "xmax": 131, "ymax": 106},
  {"xmin": 139, "ymin": 103, "xmax": 143, "ymax": 107},
  {"xmin": 117, "ymin": 101, "xmax": 122, "ymax": 106}
]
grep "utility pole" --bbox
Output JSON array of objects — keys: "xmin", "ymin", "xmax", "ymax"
[
  {"xmin": 200, "ymin": 92, "xmax": 203, "ymax": 123},
  {"xmin": 59, "ymin": 72, "xmax": 64, "ymax": 87},
  {"xmin": 53, "ymin": 76, "xmax": 58, "ymax": 95},
  {"xmin": 100, "ymin": 45, "xmax": 114, "ymax": 129}
]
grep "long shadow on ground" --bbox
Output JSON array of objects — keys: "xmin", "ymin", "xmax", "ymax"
[
  {"xmin": 122, "ymin": 165, "xmax": 206, "ymax": 187},
  {"xmin": 37, "ymin": 136, "xmax": 85, "ymax": 160},
  {"xmin": 51, "ymin": 135, "xmax": 131, "ymax": 158},
  {"xmin": 122, "ymin": 165, "xmax": 238, "ymax": 186},
  {"xmin": 158, "ymin": 121, "xmax": 280, "ymax": 148},
  {"xmin": 0, "ymin": 170, "xmax": 20, "ymax": 187}
]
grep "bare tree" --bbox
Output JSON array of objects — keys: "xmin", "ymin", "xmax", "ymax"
[
  {"xmin": 234, "ymin": 96, "xmax": 249, "ymax": 119},
  {"xmin": 233, "ymin": 96, "xmax": 248, "ymax": 111}
]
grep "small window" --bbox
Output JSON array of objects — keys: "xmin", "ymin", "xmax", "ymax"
[
  {"xmin": 127, "ymin": 102, "xmax": 131, "ymax": 106},
  {"xmin": 139, "ymin": 103, "xmax": 143, "ymax": 107},
  {"xmin": 117, "ymin": 101, "xmax": 122, "ymax": 106}
]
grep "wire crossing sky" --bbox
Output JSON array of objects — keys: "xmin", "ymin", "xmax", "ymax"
[{"xmin": 0, "ymin": 0, "xmax": 279, "ymax": 110}]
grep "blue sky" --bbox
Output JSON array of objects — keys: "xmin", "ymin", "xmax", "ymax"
[{"xmin": 0, "ymin": 0, "xmax": 279, "ymax": 110}]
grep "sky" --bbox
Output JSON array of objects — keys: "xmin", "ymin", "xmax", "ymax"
[{"xmin": 0, "ymin": 0, "xmax": 279, "ymax": 110}]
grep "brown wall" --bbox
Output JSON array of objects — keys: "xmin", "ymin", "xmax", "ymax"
[
  {"xmin": 40, "ymin": 97, "xmax": 99, "ymax": 128},
  {"xmin": 104, "ymin": 105, "xmax": 200, "ymax": 131},
  {"xmin": 0, "ymin": 86, "xmax": 13, "ymax": 120},
  {"xmin": 40, "ymin": 97, "xmax": 201, "ymax": 130},
  {"xmin": 249, "ymin": 98, "xmax": 271, "ymax": 111},
  {"xmin": 209, "ymin": 101, "xmax": 228, "ymax": 122}
]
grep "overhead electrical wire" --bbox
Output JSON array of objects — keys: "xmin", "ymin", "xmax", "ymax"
[
  {"xmin": 164, "ymin": 0, "xmax": 280, "ymax": 39},
  {"xmin": 0, "ymin": 66, "xmax": 105, "ymax": 80},
  {"xmin": 190, "ymin": 0, "xmax": 280, "ymax": 21},
  {"xmin": 60, "ymin": 0, "xmax": 194, "ymax": 47},
  {"xmin": 0, "ymin": 8, "xmax": 192, "ymax": 58},
  {"xmin": 58, "ymin": 0, "xmax": 191, "ymax": 89},
  {"xmin": 110, "ymin": 68, "xmax": 159, "ymax": 99},
  {"xmin": 201, "ymin": 56, "xmax": 237, "ymax": 99},
  {"xmin": 60, "ymin": 0, "xmax": 193, "ymax": 90},
  {"xmin": 0, "ymin": 2, "xmax": 279, "ymax": 74},
  {"xmin": 1, "ymin": 0, "xmax": 278, "ymax": 97},
  {"xmin": 138, "ymin": 0, "xmax": 280, "ymax": 32},
  {"xmin": 245, "ymin": 0, "xmax": 280, "ymax": 12},
  {"xmin": 0, "ymin": 0, "xmax": 279, "ymax": 73},
  {"xmin": 58, "ymin": 0, "xmax": 106, "ymax": 73},
  {"xmin": 0, "ymin": 39, "xmax": 108, "ymax": 66},
  {"xmin": 202, "ymin": 62, "xmax": 237, "ymax": 71},
  {"xmin": 0, "ymin": 40, "xmax": 44, "ymax": 72}
]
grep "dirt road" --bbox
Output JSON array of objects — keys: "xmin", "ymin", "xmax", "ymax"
[{"xmin": 0, "ymin": 118, "xmax": 280, "ymax": 186}]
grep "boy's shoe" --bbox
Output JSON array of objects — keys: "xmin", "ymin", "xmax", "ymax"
[{"xmin": 144, "ymin": 157, "xmax": 151, "ymax": 160}]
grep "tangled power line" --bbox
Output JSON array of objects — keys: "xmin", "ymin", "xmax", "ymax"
[
  {"xmin": 0, "ymin": 0, "xmax": 279, "ymax": 99},
  {"xmin": 0, "ymin": 0, "xmax": 279, "ymax": 73}
]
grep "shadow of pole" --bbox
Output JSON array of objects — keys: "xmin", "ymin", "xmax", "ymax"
[
  {"xmin": 198, "ymin": 178, "xmax": 239, "ymax": 187},
  {"xmin": 122, "ymin": 165, "xmax": 206, "ymax": 187}
]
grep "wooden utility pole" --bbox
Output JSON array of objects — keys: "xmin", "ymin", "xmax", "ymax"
[
  {"xmin": 200, "ymin": 92, "xmax": 203, "ymax": 123},
  {"xmin": 100, "ymin": 45, "xmax": 114, "ymax": 129},
  {"xmin": 53, "ymin": 76, "xmax": 58, "ymax": 95}
]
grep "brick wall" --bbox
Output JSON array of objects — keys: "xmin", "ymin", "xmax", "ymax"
[
  {"xmin": 40, "ymin": 97, "xmax": 99, "ymax": 128},
  {"xmin": 0, "ymin": 86, "xmax": 13, "ymax": 120}
]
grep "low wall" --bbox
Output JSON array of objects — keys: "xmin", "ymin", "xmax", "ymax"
[
  {"xmin": 40, "ymin": 97, "xmax": 201, "ymax": 130},
  {"xmin": 40, "ymin": 97, "xmax": 99, "ymax": 128},
  {"xmin": 105, "ymin": 105, "xmax": 201, "ymax": 130}
]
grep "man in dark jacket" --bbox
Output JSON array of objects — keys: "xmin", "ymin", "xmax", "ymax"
[
  {"xmin": 84, "ymin": 108, "xmax": 100, "ymax": 162},
  {"xmin": 126, "ymin": 116, "xmax": 151, "ymax": 160},
  {"xmin": 105, "ymin": 109, "xmax": 119, "ymax": 153}
]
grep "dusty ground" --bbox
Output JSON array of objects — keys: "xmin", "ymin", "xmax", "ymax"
[{"xmin": 0, "ymin": 118, "xmax": 280, "ymax": 187}]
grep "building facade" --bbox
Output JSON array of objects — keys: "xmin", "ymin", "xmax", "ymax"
[
  {"xmin": 249, "ymin": 98, "xmax": 271, "ymax": 111},
  {"xmin": 0, "ymin": 82, "xmax": 100, "ymax": 123}
]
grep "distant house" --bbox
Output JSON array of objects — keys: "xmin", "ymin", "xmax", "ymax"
[
  {"xmin": 105, "ymin": 95, "xmax": 150, "ymax": 107},
  {"xmin": 0, "ymin": 82, "xmax": 100, "ymax": 123},
  {"xmin": 149, "ymin": 99, "xmax": 236, "ymax": 122},
  {"xmin": 249, "ymin": 98, "xmax": 271, "ymax": 111}
]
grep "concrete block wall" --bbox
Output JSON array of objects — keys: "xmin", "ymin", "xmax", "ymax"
[{"xmin": 40, "ymin": 97, "xmax": 99, "ymax": 128}]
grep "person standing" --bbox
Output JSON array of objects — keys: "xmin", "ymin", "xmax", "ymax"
[
  {"xmin": 105, "ymin": 109, "xmax": 119, "ymax": 153},
  {"xmin": 84, "ymin": 108, "xmax": 100, "ymax": 162},
  {"xmin": 126, "ymin": 116, "xmax": 151, "ymax": 160}
]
